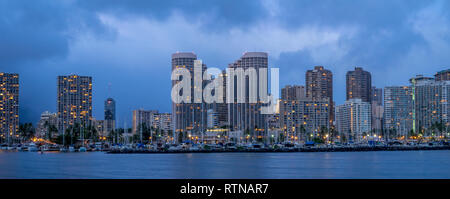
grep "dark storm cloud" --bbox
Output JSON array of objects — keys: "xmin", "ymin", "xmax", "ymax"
[
  {"xmin": 0, "ymin": 1, "xmax": 113, "ymax": 66},
  {"xmin": 75, "ymin": 0, "xmax": 269, "ymax": 31}
]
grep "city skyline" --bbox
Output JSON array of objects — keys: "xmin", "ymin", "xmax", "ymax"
[
  {"xmin": 1, "ymin": 58, "xmax": 449, "ymax": 128},
  {"xmin": 1, "ymin": 0, "xmax": 450, "ymax": 127}
]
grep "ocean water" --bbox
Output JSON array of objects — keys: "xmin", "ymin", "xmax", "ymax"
[{"xmin": 0, "ymin": 150, "xmax": 449, "ymax": 179}]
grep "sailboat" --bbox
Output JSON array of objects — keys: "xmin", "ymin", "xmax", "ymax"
[{"xmin": 79, "ymin": 124, "xmax": 87, "ymax": 152}]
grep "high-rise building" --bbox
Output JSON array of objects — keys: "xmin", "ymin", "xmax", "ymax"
[
  {"xmin": 36, "ymin": 111, "xmax": 58, "ymax": 138},
  {"xmin": 0, "ymin": 73, "xmax": 19, "ymax": 142},
  {"xmin": 306, "ymin": 66, "xmax": 333, "ymax": 100},
  {"xmin": 371, "ymin": 87, "xmax": 383, "ymax": 133},
  {"xmin": 57, "ymin": 75, "xmax": 92, "ymax": 134},
  {"xmin": 132, "ymin": 110, "xmax": 158, "ymax": 134},
  {"xmin": 228, "ymin": 52, "xmax": 268, "ymax": 139},
  {"xmin": 346, "ymin": 67, "xmax": 372, "ymax": 103},
  {"xmin": 281, "ymin": 85, "xmax": 306, "ymax": 100},
  {"xmin": 371, "ymin": 87, "xmax": 383, "ymax": 106},
  {"xmin": 104, "ymin": 98, "xmax": 116, "ymax": 135},
  {"xmin": 306, "ymin": 66, "xmax": 334, "ymax": 124},
  {"xmin": 435, "ymin": 69, "xmax": 450, "ymax": 81},
  {"xmin": 384, "ymin": 86, "xmax": 413, "ymax": 136},
  {"xmin": 171, "ymin": 52, "xmax": 207, "ymax": 136},
  {"xmin": 132, "ymin": 110, "xmax": 173, "ymax": 134},
  {"xmin": 155, "ymin": 113, "xmax": 173, "ymax": 132},
  {"xmin": 335, "ymin": 99, "xmax": 371, "ymax": 141},
  {"xmin": 206, "ymin": 70, "xmax": 228, "ymax": 128},
  {"xmin": 279, "ymin": 98, "xmax": 330, "ymax": 141},
  {"xmin": 410, "ymin": 75, "xmax": 450, "ymax": 134},
  {"xmin": 207, "ymin": 109, "xmax": 219, "ymax": 129}
]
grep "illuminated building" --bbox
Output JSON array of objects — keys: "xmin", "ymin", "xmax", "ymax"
[
  {"xmin": 346, "ymin": 67, "xmax": 372, "ymax": 103},
  {"xmin": 384, "ymin": 86, "xmax": 413, "ymax": 136},
  {"xmin": 410, "ymin": 75, "xmax": 450, "ymax": 134},
  {"xmin": 171, "ymin": 52, "xmax": 207, "ymax": 136},
  {"xmin": 0, "ymin": 73, "xmax": 19, "ymax": 143},
  {"xmin": 335, "ymin": 99, "xmax": 371, "ymax": 141},
  {"xmin": 132, "ymin": 110, "xmax": 173, "ymax": 134},
  {"xmin": 228, "ymin": 52, "xmax": 268, "ymax": 139},
  {"xmin": 57, "ymin": 75, "xmax": 93, "ymax": 134},
  {"xmin": 306, "ymin": 66, "xmax": 334, "ymax": 125},
  {"xmin": 36, "ymin": 111, "xmax": 58, "ymax": 138},
  {"xmin": 279, "ymin": 98, "xmax": 330, "ymax": 141},
  {"xmin": 104, "ymin": 98, "xmax": 116, "ymax": 135}
]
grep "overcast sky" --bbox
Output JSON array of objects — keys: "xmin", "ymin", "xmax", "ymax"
[{"xmin": 1, "ymin": 0, "xmax": 449, "ymax": 127}]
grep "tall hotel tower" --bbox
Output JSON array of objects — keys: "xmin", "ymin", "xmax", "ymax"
[
  {"xmin": 171, "ymin": 52, "xmax": 207, "ymax": 136},
  {"xmin": 57, "ymin": 75, "xmax": 93, "ymax": 134},
  {"xmin": 346, "ymin": 67, "xmax": 372, "ymax": 103},
  {"xmin": 306, "ymin": 66, "xmax": 334, "ymax": 125},
  {"xmin": 0, "ymin": 73, "xmax": 19, "ymax": 143},
  {"xmin": 228, "ymin": 52, "xmax": 268, "ymax": 139},
  {"xmin": 104, "ymin": 98, "xmax": 116, "ymax": 134}
]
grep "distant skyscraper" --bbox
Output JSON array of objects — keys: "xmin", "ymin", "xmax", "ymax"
[
  {"xmin": 336, "ymin": 99, "xmax": 371, "ymax": 141},
  {"xmin": 281, "ymin": 85, "xmax": 306, "ymax": 100},
  {"xmin": 57, "ymin": 75, "xmax": 92, "ymax": 134},
  {"xmin": 171, "ymin": 52, "xmax": 207, "ymax": 136},
  {"xmin": 228, "ymin": 52, "xmax": 268, "ymax": 139},
  {"xmin": 104, "ymin": 98, "xmax": 116, "ymax": 134},
  {"xmin": 36, "ymin": 111, "xmax": 58, "ymax": 138},
  {"xmin": 132, "ymin": 110, "xmax": 173, "ymax": 133},
  {"xmin": 384, "ymin": 86, "xmax": 413, "ymax": 136},
  {"xmin": 371, "ymin": 87, "xmax": 383, "ymax": 133},
  {"xmin": 0, "ymin": 73, "xmax": 19, "ymax": 142},
  {"xmin": 435, "ymin": 69, "xmax": 450, "ymax": 81},
  {"xmin": 371, "ymin": 87, "xmax": 383, "ymax": 106},
  {"xmin": 410, "ymin": 75, "xmax": 450, "ymax": 134},
  {"xmin": 306, "ymin": 66, "xmax": 333, "ymax": 100},
  {"xmin": 346, "ymin": 67, "xmax": 372, "ymax": 103},
  {"xmin": 132, "ymin": 110, "xmax": 158, "ymax": 134},
  {"xmin": 306, "ymin": 66, "xmax": 334, "ymax": 124}
]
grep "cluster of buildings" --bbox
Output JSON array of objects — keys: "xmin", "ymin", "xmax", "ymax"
[
  {"xmin": 171, "ymin": 51, "xmax": 450, "ymax": 143},
  {"xmin": 0, "ymin": 52, "xmax": 449, "ymax": 144}
]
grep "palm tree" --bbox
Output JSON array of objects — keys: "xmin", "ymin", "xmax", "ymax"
[{"xmin": 19, "ymin": 123, "xmax": 35, "ymax": 143}]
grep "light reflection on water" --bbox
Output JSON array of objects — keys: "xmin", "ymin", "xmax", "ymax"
[{"xmin": 0, "ymin": 150, "xmax": 449, "ymax": 179}]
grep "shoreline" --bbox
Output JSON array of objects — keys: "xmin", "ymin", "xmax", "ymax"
[{"xmin": 107, "ymin": 145, "xmax": 450, "ymax": 154}]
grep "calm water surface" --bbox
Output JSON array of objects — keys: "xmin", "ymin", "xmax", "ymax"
[{"xmin": 0, "ymin": 150, "xmax": 449, "ymax": 179}]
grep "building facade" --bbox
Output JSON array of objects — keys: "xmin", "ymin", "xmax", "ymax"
[
  {"xmin": 371, "ymin": 87, "xmax": 383, "ymax": 106},
  {"xmin": 0, "ymin": 73, "xmax": 19, "ymax": 143},
  {"xmin": 435, "ymin": 69, "xmax": 450, "ymax": 81},
  {"xmin": 132, "ymin": 110, "xmax": 173, "ymax": 134},
  {"xmin": 346, "ymin": 67, "xmax": 372, "ymax": 103},
  {"xmin": 384, "ymin": 86, "xmax": 413, "ymax": 136},
  {"xmin": 104, "ymin": 98, "xmax": 116, "ymax": 135},
  {"xmin": 279, "ymin": 98, "xmax": 330, "ymax": 141},
  {"xmin": 335, "ymin": 99, "xmax": 371, "ymax": 141},
  {"xmin": 171, "ymin": 52, "xmax": 207, "ymax": 136},
  {"xmin": 410, "ymin": 75, "xmax": 450, "ymax": 134},
  {"xmin": 305, "ymin": 66, "xmax": 334, "ymax": 125},
  {"xmin": 281, "ymin": 85, "xmax": 306, "ymax": 100},
  {"xmin": 57, "ymin": 75, "xmax": 93, "ymax": 134},
  {"xmin": 36, "ymin": 111, "xmax": 58, "ymax": 139},
  {"xmin": 228, "ymin": 52, "xmax": 269, "ymax": 139}
]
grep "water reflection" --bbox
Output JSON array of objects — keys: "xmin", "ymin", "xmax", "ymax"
[{"xmin": 0, "ymin": 151, "xmax": 449, "ymax": 179}]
